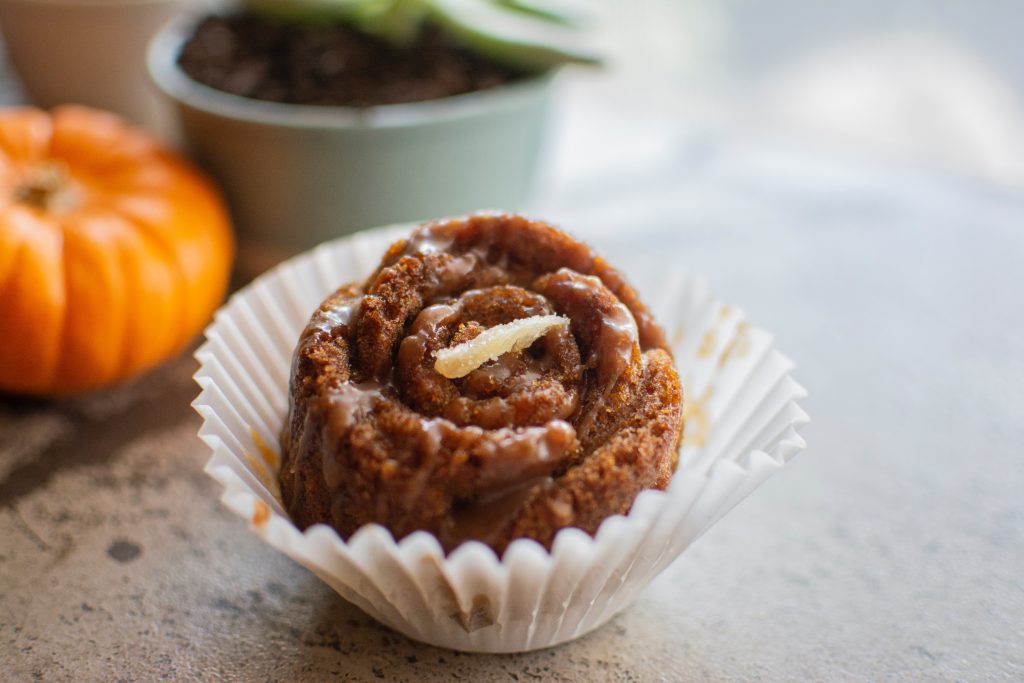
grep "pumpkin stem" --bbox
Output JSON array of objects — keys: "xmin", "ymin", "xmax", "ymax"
[{"xmin": 14, "ymin": 162, "xmax": 81, "ymax": 213}]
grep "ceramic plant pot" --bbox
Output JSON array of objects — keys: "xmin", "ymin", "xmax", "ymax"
[
  {"xmin": 0, "ymin": 0, "xmax": 211, "ymax": 137},
  {"xmin": 147, "ymin": 13, "xmax": 555, "ymax": 259}
]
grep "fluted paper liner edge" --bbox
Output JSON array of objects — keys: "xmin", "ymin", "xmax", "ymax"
[{"xmin": 193, "ymin": 221, "xmax": 808, "ymax": 653}]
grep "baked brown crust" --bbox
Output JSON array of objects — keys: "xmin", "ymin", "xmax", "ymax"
[{"xmin": 280, "ymin": 213, "xmax": 683, "ymax": 554}]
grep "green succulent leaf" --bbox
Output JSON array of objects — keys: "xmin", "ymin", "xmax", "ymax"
[
  {"xmin": 427, "ymin": 0, "xmax": 601, "ymax": 70},
  {"xmin": 353, "ymin": 0, "xmax": 431, "ymax": 45},
  {"xmin": 242, "ymin": 0, "xmax": 602, "ymax": 70},
  {"xmin": 495, "ymin": 0, "xmax": 588, "ymax": 26},
  {"xmin": 245, "ymin": 0, "xmax": 364, "ymax": 22}
]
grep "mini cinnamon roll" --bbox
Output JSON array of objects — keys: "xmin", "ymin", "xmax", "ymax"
[{"xmin": 280, "ymin": 214, "xmax": 683, "ymax": 553}]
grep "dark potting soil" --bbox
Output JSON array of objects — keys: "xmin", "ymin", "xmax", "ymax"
[{"xmin": 177, "ymin": 14, "xmax": 530, "ymax": 107}]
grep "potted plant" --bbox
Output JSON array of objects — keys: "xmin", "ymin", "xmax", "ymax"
[{"xmin": 147, "ymin": 0, "xmax": 599, "ymax": 264}]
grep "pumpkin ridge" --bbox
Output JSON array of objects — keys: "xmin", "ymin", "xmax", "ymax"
[
  {"xmin": 56, "ymin": 215, "xmax": 130, "ymax": 391},
  {"xmin": 118, "ymin": 209, "xmax": 191, "ymax": 370},
  {"xmin": 0, "ymin": 211, "xmax": 24, "ymax": 289},
  {"xmin": 48, "ymin": 219, "xmax": 73, "ymax": 392},
  {"xmin": 2, "ymin": 212, "xmax": 66, "ymax": 392},
  {"xmin": 0, "ymin": 107, "xmax": 51, "ymax": 167}
]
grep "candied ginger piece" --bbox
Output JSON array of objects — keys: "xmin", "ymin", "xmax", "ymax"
[{"xmin": 434, "ymin": 314, "xmax": 569, "ymax": 379}]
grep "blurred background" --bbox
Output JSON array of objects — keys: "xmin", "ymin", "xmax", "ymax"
[
  {"xmin": 597, "ymin": 0, "xmax": 1024, "ymax": 190},
  {"xmin": 5, "ymin": 0, "xmax": 1024, "ymax": 190}
]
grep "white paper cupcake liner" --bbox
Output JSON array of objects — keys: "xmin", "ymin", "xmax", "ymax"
[{"xmin": 193, "ymin": 221, "xmax": 808, "ymax": 653}]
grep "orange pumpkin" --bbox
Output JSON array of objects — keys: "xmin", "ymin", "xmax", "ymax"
[{"xmin": 0, "ymin": 105, "xmax": 234, "ymax": 395}]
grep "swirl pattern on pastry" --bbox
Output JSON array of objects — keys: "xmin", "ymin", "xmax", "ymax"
[{"xmin": 280, "ymin": 214, "xmax": 683, "ymax": 553}]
